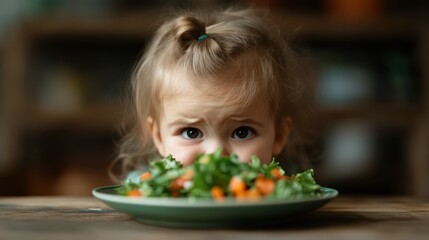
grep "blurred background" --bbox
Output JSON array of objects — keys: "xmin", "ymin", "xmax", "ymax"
[{"xmin": 0, "ymin": 0, "xmax": 428, "ymax": 197}]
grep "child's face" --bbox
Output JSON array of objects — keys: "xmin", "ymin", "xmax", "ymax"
[{"xmin": 148, "ymin": 80, "xmax": 291, "ymax": 166}]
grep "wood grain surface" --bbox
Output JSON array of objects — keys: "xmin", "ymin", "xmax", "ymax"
[{"xmin": 1, "ymin": 196, "xmax": 428, "ymax": 240}]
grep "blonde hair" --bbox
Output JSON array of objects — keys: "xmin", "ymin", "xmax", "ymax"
[{"xmin": 111, "ymin": 8, "xmax": 318, "ymax": 181}]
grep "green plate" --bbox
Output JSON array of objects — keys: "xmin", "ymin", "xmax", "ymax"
[{"xmin": 92, "ymin": 185, "xmax": 338, "ymax": 228}]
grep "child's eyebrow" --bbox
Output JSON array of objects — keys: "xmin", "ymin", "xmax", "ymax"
[
  {"xmin": 167, "ymin": 116, "xmax": 264, "ymax": 128},
  {"xmin": 227, "ymin": 117, "xmax": 264, "ymax": 127},
  {"xmin": 168, "ymin": 118, "xmax": 202, "ymax": 127}
]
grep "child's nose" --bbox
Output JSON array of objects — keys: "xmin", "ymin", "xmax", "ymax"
[{"xmin": 205, "ymin": 140, "xmax": 230, "ymax": 156}]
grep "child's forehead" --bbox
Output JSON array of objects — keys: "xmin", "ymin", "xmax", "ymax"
[
  {"xmin": 160, "ymin": 51, "xmax": 263, "ymax": 90},
  {"xmin": 154, "ymin": 53, "xmax": 275, "ymax": 116},
  {"xmin": 161, "ymin": 93, "xmax": 272, "ymax": 124},
  {"xmin": 160, "ymin": 69, "xmax": 254, "ymax": 104}
]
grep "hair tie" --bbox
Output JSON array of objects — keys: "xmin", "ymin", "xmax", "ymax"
[{"xmin": 197, "ymin": 34, "xmax": 209, "ymax": 41}]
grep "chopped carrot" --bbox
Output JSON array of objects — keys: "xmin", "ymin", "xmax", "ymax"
[
  {"xmin": 245, "ymin": 188, "xmax": 261, "ymax": 199},
  {"xmin": 281, "ymin": 175, "xmax": 290, "ymax": 180},
  {"xmin": 255, "ymin": 176, "xmax": 275, "ymax": 196},
  {"xmin": 139, "ymin": 172, "xmax": 151, "ymax": 181},
  {"xmin": 234, "ymin": 190, "xmax": 247, "ymax": 199},
  {"xmin": 182, "ymin": 169, "xmax": 194, "ymax": 180},
  {"xmin": 171, "ymin": 177, "xmax": 186, "ymax": 191},
  {"xmin": 235, "ymin": 188, "xmax": 261, "ymax": 201},
  {"xmin": 270, "ymin": 168, "xmax": 283, "ymax": 179},
  {"xmin": 228, "ymin": 176, "xmax": 246, "ymax": 195},
  {"xmin": 127, "ymin": 189, "xmax": 142, "ymax": 197},
  {"xmin": 211, "ymin": 186, "xmax": 225, "ymax": 200}
]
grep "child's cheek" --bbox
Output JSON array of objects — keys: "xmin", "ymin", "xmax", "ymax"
[
  {"xmin": 164, "ymin": 143, "xmax": 199, "ymax": 166},
  {"xmin": 173, "ymin": 151, "xmax": 198, "ymax": 166},
  {"xmin": 235, "ymin": 146, "xmax": 273, "ymax": 164}
]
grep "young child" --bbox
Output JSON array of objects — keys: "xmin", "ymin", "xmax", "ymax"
[{"xmin": 112, "ymin": 8, "xmax": 317, "ymax": 181}]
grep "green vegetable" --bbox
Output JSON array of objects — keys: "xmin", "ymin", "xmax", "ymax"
[{"xmin": 116, "ymin": 149, "xmax": 321, "ymax": 199}]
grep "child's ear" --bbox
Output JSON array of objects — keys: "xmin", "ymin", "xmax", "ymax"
[
  {"xmin": 147, "ymin": 116, "xmax": 165, "ymax": 157},
  {"xmin": 272, "ymin": 117, "xmax": 293, "ymax": 155}
]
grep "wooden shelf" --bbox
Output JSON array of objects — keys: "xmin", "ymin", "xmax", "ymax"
[
  {"xmin": 20, "ymin": 11, "xmax": 162, "ymax": 39},
  {"xmin": 17, "ymin": 11, "xmax": 427, "ymax": 40},
  {"xmin": 268, "ymin": 12, "xmax": 424, "ymax": 39},
  {"xmin": 323, "ymin": 104, "xmax": 421, "ymax": 128},
  {"xmin": 24, "ymin": 104, "xmax": 123, "ymax": 132}
]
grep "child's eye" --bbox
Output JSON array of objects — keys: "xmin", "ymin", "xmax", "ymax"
[
  {"xmin": 181, "ymin": 128, "xmax": 203, "ymax": 139},
  {"xmin": 232, "ymin": 127, "xmax": 255, "ymax": 140}
]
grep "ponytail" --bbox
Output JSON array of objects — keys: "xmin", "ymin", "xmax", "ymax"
[{"xmin": 173, "ymin": 16, "xmax": 225, "ymax": 75}]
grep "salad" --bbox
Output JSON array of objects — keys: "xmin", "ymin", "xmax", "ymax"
[{"xmin": 116, "ymin": 149, "xmax": 321, "ymax": 200}]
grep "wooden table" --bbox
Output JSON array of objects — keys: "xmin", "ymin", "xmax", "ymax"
[{"xmin": 1, "ymin": 196, "xmax": 428, "ymax": 240}]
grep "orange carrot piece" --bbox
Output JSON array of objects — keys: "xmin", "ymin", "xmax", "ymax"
[
  {"xmin": 182, "ymin": 169, "xmax": 194, "ymax": 180},
  {"xmin": 281, "ymin": 175, "xmax": 290, "ymax": 180},
  {"xmin": 245, "ymin": 188, "xmax": 261, "ymax": 199},
  {"xmin": 270, "ymin": 168, "xmax": 283, "ymax": 179},
  {"xmin": 234, "ymin": 191, "xmax": 246, "ymax": 198},
  {"xmin": 171, "ymin": 177, "xmax": 186, "ymax": 191},
  {"xmin": 211, "ymin": 186, "xmax": 225, "ymax": 200},
  {"xmin": 228, "ymin": 176, "xmax": 246, "ymax": 195},
  {"xmin": 255, "ymin": 176, "xmax": 275, "ymax": 196},
  {"xmin": 235, "ymin": 188, "xmax": 261, "ymax": 201},
  {"xmin": 139, "ymin": 172, "xmax": 151, "ymax": 181},
  {"xmin": 127, "ymin": 189, "xmax": 142, "ymax": 197}
]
